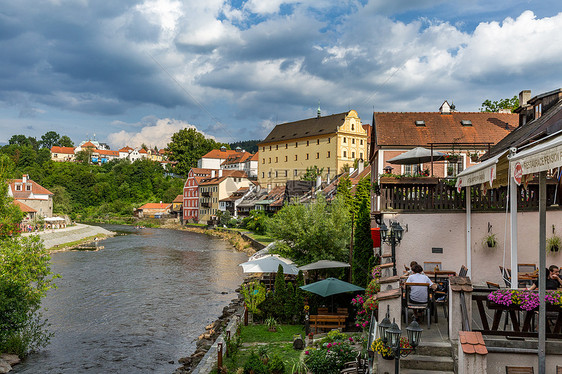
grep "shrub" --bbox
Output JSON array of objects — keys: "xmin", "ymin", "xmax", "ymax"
[
  {"xmin": 305, "ymin": 340, "xmax": 356, "ymax": 374},
  {"xmin": 243, "ymin": 351, "xmax": 269, "ymax": 374},
  {"xmin": 267, "ymin": 354, "xmax": 285, "ymax": 374}
]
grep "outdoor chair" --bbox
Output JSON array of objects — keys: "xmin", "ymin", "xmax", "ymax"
[
  {"xmin": 486, "ymin": 281, "xmax": 500, "ymax": 289},
  {"xmin": 404, "ymin": 283, "xmax": 432, "ymax": 329},
  {"xmin": 499, "ymin": 266, "xmax": 512, "ymax": 288},
  {"xmin": 505, "ymin": 367, "xmax": 534, "ymax": 374},
  {"xmin": 423, "ymin": 262, "xmax": 441, "ymax": 273},
  {"xmin": 518, "ymin": 263, "xmax": 537, "ymax": 273},
  {"xmin": 341, "ymin": 353, "xmax": 367, "ymax": 374}
]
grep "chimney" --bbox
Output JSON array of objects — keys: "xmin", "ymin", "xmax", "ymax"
[
  {"xmin": 211, "ymin": 170, "xmax": 216, "ymax": 178},
  {"xmin": 439, "ymin": 101, "xmax": 451, "ymax": 115},
  {"xmin": 519, "ymin": 90, "xmax": 531, "ymax": 107},
  {"xmin": 220, "ymin": 146, "xmax": 226, "ymax": 152},
  {"xmin": 22, "ymin": 174, "xmax": 28, "ymax": 183},
  {"xmin": 358, "ymin": 160, "xmax": 364, "ymax": 174},
  {"xmin": 218, "ymin": 169, "xmax": 223, "ymax": 177}
]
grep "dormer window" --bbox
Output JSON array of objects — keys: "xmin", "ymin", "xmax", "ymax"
[
  {"xmin": 26, "ymin": 184, "xmax": 32, "ymax": 191},
  {"xmin": 460, "ymin": 120, "xmax": 472, "ymax": 126},
  {"xmin": 535, "ymin": 103, "xmax": 542, "ymax": 119},
  {"xmin": 415, "ymin": 120, "xmax": 425, "ymax": 126},
  {"xmin": 15, "ymin": 184, "xmax": 22, "ymax": 191}
]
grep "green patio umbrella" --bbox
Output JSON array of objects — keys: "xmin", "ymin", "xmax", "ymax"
[{"xmin": 300, "ymin": 277, "xmax": 364, "ymax": 297}]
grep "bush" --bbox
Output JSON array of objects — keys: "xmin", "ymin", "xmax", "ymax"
[
  {"xmin": 267, "ymin": 354, "xmax": 285, "ymax": 374},
  {"xmin": 305, "ymin": 341, "xmax": 356, "ymax": 374},
  {"xmin": 243, "ymin": 351, "xmax": 269, "ymax": 374}
]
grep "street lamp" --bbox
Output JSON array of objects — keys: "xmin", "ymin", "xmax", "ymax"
[
  {"xmin": 378, "ymin": 316, "xmax": 422, "ymax": 374},
  {"xmin": 379, "ymin": 220, "xmax": 404, "ymax": 276}
]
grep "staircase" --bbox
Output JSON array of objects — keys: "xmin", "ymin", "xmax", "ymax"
[{"xmin": 399, "ymin": 341, "xmax": 455, "ymax": 374}]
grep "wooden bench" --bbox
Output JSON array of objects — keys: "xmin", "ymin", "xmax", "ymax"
[{"xmin": 310, "ymin": 314, "xmax": 346, "ymax": 333}]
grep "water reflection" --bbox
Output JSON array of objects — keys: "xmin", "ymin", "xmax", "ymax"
[{"xmin": 14, "ymin": 226, "xmax": 248, "ymax": 374}]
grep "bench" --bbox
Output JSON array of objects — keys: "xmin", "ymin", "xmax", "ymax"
[{"xmin": 310, "ymin": 314, "xmax": 346, "ymax": 333}]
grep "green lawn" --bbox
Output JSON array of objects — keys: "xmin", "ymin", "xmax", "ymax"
[{"xmin": 221, "ymin": 227, "xmax": 276, "ymax": 246}]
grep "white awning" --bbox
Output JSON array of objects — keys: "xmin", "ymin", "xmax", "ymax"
[
  {"xmin": 509, "ymin": 130, "xmax": 562, "ymax": 178},
  {"xmin": 44, "ymin": 217, "xmax": 65, "ymax": 221},
  {"xmin": 455, "ymin": 150, "xmax": 507, "ymax": 190}
]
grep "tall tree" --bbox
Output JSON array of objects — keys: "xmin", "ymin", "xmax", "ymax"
[
  {"xmin": 0, "ymin": 155, "xmax": 22, "ymax": 237},
  {"xmin": 58, "ymin": 136, "xmax": 74, "ymax": 147},
  {"xmin": 480, "ymin": 96, "xmax": 519, "ymax": 113},
  {"xmin": 167, "ymin": 128, "xmax": 229, "ymax": 176},
  {"xmin": 300, "ymin": 166, "xmax": 324, "ymax": 182},
  {"xmin": 40, "ymin": 131, "xmax": 60, "ymax": 149},
  {"xmin": 352, "ymin": 199, "xmax": 374, "ymax": 288}
]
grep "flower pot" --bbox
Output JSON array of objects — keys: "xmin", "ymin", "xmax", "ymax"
[
  {"xmin": 268, "ymin": 327, "xmax": 277, "ymax": 332},
  {"xmin": 380, "ymin": 352, "xmax": 394, "ymax": 360},
  {"xmin": 471, "ymin": 155, "xmax": 479, "ymax": 162}
]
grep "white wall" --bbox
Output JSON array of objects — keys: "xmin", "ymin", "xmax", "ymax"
[{"xmin": 382, "ymin": 210, "xmax": 562, "ymax": 285}]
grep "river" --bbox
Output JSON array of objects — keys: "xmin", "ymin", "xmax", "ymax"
[{"xmin": 13, "ymin": 225, "xmax": 249, "ymax": 374}]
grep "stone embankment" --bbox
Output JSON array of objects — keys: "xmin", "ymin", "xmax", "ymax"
[
  {"xmin": 0, "ymin": 354, "xmax": 20, "ymax": 373},
  {"xmin": 22, "ymin": 223, "xmax": 114, "ymax": 251}
]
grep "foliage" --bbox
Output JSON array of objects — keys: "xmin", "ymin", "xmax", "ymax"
[
  {"xmin": 484, "ymin": 233, "xmax": 497, "ymax": 248},
  {"xmin": 300, "ymin": 166, "xmax": 324, "ymax": 182},
  {"xmin": 0, "ymin": 155, "xmax": 23, "ymax": 237},
  {"xmin": 487, "ymin": 289, "xmax": 562, "ymax": 311},
  {"xmin": 267, "ymin": 353, "xmax": 285, "ymax": 374},
  {"xmin": 265, "ymin": 317, "xmax": 279, "ymax": 331},
  {"xmin": 352, "ymin": 199, "xmax": 373, "ymax": 288},
  {"xmin": 480, "ymin": 96, "xmax": 519, "ymax": 113},
  {"xmin": 268, "ymin": 195, "xmax": 351, "ymax": 264},
  {"xmin": 547, "ymin": 235, "xmax": 561, "ymax": 253},
  {"xmin": 336, "ymin": 176, "xmax": 353, "ymax": 210},
  {"xmin": 371, "ymin": 337, "xmax": 412, "ymax": 358},
  {"xmin": 39, "ymin": 131, "xmax": 60, "ymax": 149},
  {"xmin": 59, "ymin": 135, "xmax": 74, "ymax": 147},
  {"xmin": 274, "ymin": 265, "xmax": 287, "ymax": 321},
  {"xmin": 166, "ymin": 128, "xmax": 229, "ymax": 176},
  {"xmin": 229, "ymin": 140, "xmax": 261, "ymax": 154},
  {"xmin": 243, "ymin": 351, "xmax": 269, "ymax": 374},
  {"xmin": 293, "ymin": 271, "xmax": 305, "ymax": 323},
  {"xmin": 216, "ymin": 210, "xmax": 232, "ymax": 227},
  {"xmin": 305, "ymin": 339, "xmax": 356, "ymax": 374},
  {"xmin": 243, "ymin": 210, "xmax": 268, "ymax": 234},
  {"xmin": 241, "ymin": 281, "xmax": 267, "ymax": 315}
]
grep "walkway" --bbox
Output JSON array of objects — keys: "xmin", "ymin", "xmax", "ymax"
[{"xmin": 21, "ymin": 223, "xmax": 114, "ymax": 249}]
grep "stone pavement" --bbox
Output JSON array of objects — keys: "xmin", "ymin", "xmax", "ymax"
[{"xmin": 21, "ymin": 223, "xmax": 114, "ymax": 249}]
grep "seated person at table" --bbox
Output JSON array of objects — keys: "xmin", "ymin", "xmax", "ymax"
[
  {"xmin": 406, "ymin": 264, "xmax": 437, "ymax": 303},
  {"xmin": 404, "ymin": 261, "xmax": 420, "ymax": 275},
  {"xmin": 528, "ymin": 265, "xmax": 562, "ymax": 290}
]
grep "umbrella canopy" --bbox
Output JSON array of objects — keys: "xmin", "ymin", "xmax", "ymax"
[
  {"xmin": 239, "ymin": 255, "xmax": 299, "ymax": 275},
  {"xmin": 299, "ymin": 260, "xmax": 351, "ymax": 271},
  {"xmin": 300, "ymin": 277, "xmax": 364, "ymax": 297},
  {"xmin": 387, "ymin": 147, "xmax": 445, "ymax": 165}
]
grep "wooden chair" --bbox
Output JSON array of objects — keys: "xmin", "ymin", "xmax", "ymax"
[
  {"xmin": 404, "ymin": 283, "xmax": 432, "ymax": 329},
  {"xmin": 518, "ymin": 263, "xmax": 537, "ymax": 273},
  {"xmin": 317, "ymin": 307, "xmax": 329, "ymax": 314},
  {"xmin": 459, "ymin": 265, "xmax": 468, "ymax": 277},
  {"xmin": 486, "ymin": 281, "xmax": 500, "ymax": 289},
  {"xmin": 341, "ymin": 353, "xmax": 367, "ymax": 374},
  {"xmin": 423, "ymin": 262, "xmax": 441, "ymax": 272},
  {"xmin": 505, "ymin": 367, "xmax": 534, "ymax": 374}
]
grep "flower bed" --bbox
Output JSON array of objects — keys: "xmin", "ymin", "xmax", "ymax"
[
  {"xmin": 487, "ymin": 289, "xmax": 562, "ymax": 311},
  {"xmin": 305, "ymin": 331, "xmax": 358, "ymax": 374},
  {"xmin": 371, "ymin": 337, "xmax": 412, "ymax": 359}
]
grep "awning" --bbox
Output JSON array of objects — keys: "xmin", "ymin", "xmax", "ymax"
[
  {"xmin": 44, "ymin": 217, "xmax": 65, "ymax": 222},
  {"xmin": 455, "ymin": 150, "xmax": 507, "ymax": 191},
  {"xmin": 509, "ymin": 130, "xmax": 562, "ymax": 182}
]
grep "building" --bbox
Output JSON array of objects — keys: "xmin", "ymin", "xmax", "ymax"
[
  {"xmin": 8, "ymin": 174, "xmax": 53, "ymax": 218},
  {"xmin": 219, "ymin": 186, "xmax": 252, "ymax": 217},
  {"xmin": 370, "ymin": 101, "xmax": 518, "ymax": 186},
  {"xmin": 135, "ymin": 202, "xmax": 172, "ymax": 218},
  {"xmin": 198, "ymin": 147, "xmax": 243, "ymax": 169},
  {"xmin": 92, "ymin": 149, "xmax": 120, "ymax": 164},
  {"xmin": 171, "ymin": 194, "xmax": 183, "ymax": 218},
  {"xmin": 50, "ymin": 146, "xmax": 76, "ymax": 162},
  {"xmin": 258, "ymin": 110, "xmax": 367, "ymax": 187},
  {"xmin": 198, "ymin": 170, "xmax": 253, "ymax": 222},
  {"xmin": 183, "ymin": 168, "xmax": 214, "ymax": 222},
  {"xmin": 220, "ymin": 148, "xmax": 257, "ymax": 177},
  {"xmin": 119, "ymin": 146, "xmax": 134, "ymax": 159}
]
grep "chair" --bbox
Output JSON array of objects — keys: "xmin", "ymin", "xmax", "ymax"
[
  {"xmin": 505, "ymin": 367, "xmax": 534, "ymax": 374},
  {"xmin": 557, "ymin": 365, "xmax": 562, "ymax": 374},
  {"xmin": 459, "ymin": 265, "xmax": 468, "ymax": 277},
  {"xmin": 341, "ymin": 353, "xmax": 367, "ymax": 374},
  {"xmin": 486, "ymin": 281, "xmax": 500, "ymax": 289},
  {"xmin": 499, "ymin": 266, "xmax": 512, "ymax": 288},
  {"xmin": 423, "ymin": 262, "xmax": 441, "ymax": 272},
  {"xmin": 518, "ymin": 264, "xmax": 537, "ymax": 273},
  {"xmin": 404, "ymin": 283, "xmax": 432, "ymax": 329},
  {"xmin": 317, "ymin": 307, "xmax": 329, "ymax": 314}
]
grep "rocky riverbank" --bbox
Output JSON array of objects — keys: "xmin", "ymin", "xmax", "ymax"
[{"xmin": 0, "ymin": 354, "xmax": 20, "ymax": 373}]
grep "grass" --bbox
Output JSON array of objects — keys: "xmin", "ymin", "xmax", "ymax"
[
  {"xmin": 240, "ymin": 324, "xmax": 305, "ymax": 343},
  {"xmin": 48, "ymin": 233, "xmax": 111, "ymax": 251},
  {"xmin": 220, "ymin": 227, "xmax": 276, "ymax": 245}
]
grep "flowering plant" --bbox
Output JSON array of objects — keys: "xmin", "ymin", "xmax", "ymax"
[
  {"xmin": 352, "ymin": 295, "xmax": 370, "ymax": 329},
  {"xmin": 305, "ymin": 339, "xmax": 357, "ymax": 374},
  {"xmin": 487, "ymin": 289, "xmax": 562, "ymax": 311},
  {"xmin": 371, "ymin": 265, "xmax": 382, "ymax": 279},
  {"xmin": 371, "ymin": 337, "xmax": 412, "ymax": 357}
]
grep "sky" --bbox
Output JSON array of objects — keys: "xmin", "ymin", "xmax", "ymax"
[{"xmin": 1, "ymin": 0, "xmax": 562, "ymax": 149}]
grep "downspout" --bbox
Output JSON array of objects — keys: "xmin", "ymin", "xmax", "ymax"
[
  {"xmin": 509, "ymin": 148, "xmax": 518, "ymax": 290},
  {"xmin": 465, "ymin": 186, "xmax": 472, "ymax": 279}
]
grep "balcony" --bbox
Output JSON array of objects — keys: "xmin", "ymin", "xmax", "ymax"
[
  {"xmin": 201, "ymin": 191, "xmax": 211, "ymax": 198},
  {"xmin": 201, "ymin": 202, "xmax": 211, "ymax": 208}
]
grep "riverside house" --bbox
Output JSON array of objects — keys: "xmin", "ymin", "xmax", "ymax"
[
  {"xmin": 258, "ymin": 109, "xmax": 369, "ymax": 188},
  {"xmin": 8, "ymin": 174, "xmax": 53, "ymax": 218},
  {"xmin": 183, "ymin": 168, "xmax": 214, "ymax": 222},
  {"xmin": 135, "ymin": 202, "xmax": 172, "ymax": 218}
]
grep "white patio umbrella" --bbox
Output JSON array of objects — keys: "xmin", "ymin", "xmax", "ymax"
[
  {"xmin": 239, "ymin": 255, "xmax": 299, "ymax": 275},
  {"xmin": 298, "ymin": 260, "xmax": 351, "ymax": 271},
  {"xmin": 387, "ymin": 147, "xmax": 445, "ymax": 165}
]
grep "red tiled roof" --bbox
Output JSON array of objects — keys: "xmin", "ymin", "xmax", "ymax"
[
  {"xmin": 250, "ymin": 152, "xmax": 259, "ymax": 161},
  {"xmin": 201, "ymin": 149, "xmax": 240, "ymax": 159},
  {"xmin": 199, "ymin": 170, "xmax": 248, "ymax": 186},
  {"xmin": 373, "ymin": 112, "xmax": 517, "ymax": 147},
  {"xmin": 173, "ymin": 195, "xmax": 183, "ymax": 203},
  {"xmin": 458, "ymin": 331, "xmax": 488, "ymax": 355},
  {"xmin": 119, "ymin": 146, "xmax": 133, "ymax": 152},
  {"xmin": 221, "ymin": 152, "xmax": 253, "ymax": 166},
  {"xmin": 139, "ymin": 148, "xmax": 148, "ymax": 154},
  {"xmin": 138, "ymin": 203, "xmax": 171, "ymax": 210},
  {"xmin": 96, "ymin": 149, "xmax": 119, "ymax": 156},
  {"xmin": 51, "ymin": 146, "xmax": 75, "ymax": 154},
  {"xmin": 9, "ymin": 176, "xmax": 53, "ymax": 198},
  {"xmin": 81, "ymin": 141, "xmax": 97, "ymax": 148},
  {"xmin": 13, "ymin": 200, "xmax": 36, "ymax": 213}
]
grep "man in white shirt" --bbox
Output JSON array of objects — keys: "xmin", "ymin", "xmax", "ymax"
[{"xmin": 406, "ymin": 264, "xmax": 436, "ymax": 303}]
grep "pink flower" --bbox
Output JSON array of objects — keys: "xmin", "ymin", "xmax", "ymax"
[
  {"xmin": 349, "ymin": 337, "xmax": 353, "ymax": 342},
  {"xmin": 305, "ymin": 351, "xmax": 309, "ymax": 355}
]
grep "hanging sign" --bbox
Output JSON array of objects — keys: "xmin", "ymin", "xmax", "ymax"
[
  {"xmin": 513, "ymin": 142, "xmax": 562, "ymax": 176},
  {"xmin": 513, "ymin": 162, "xmax": 523, "ymax": 185}
]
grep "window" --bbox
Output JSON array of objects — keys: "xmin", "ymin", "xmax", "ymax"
[
  {"xmin": 262, "ymin": 172, "xmax": 265, "ymax": 178},
  {"xmin": 307, "ymin": 140, "xmax": 309, "ymax": 146},
  {"xmin": 306, "ymin": 154, "xmax": 309, "ymax": 160},
  {"xmin": 352, "ymin": 152, "xmax": 355, "ymax": 158},
  {"xmin": 360, "ymin": 152, "xmax": 363, "ymax": 159},
  {"xmin": 275, "ymin": 171, "xmax": 278, "ymax": 177},
  {"xmin": 285, "ymin": 156, "xmax": 288, "ymax": 162},
  {"xmin": 295, "ymin": 142, "xmax": 298, "ymax": 148},
  {"xmin": 328, "ymin": 138, "xmax": 331, "ymax": 143},
  {"xmin": 343, "ymin": 151, "xmax": 347, "ymax": 158},
  {"xmin": 285, "ymin": 144, "xmax": 288, "ymax": 149},
  {"xmin": 15, "ymin": 184, "xmax": 21, "ymax": 191},
  {"xmin": 535, "ymin": 103, "xmax": 542, "ymax": 119},
  {"xmin": 269, "ymin": 146, "xmax": 272, "ymax": 151},
  {"xmin": 262, "ymin": 158, "xmax": 265, "ymax": 164},
  {"xmin": 352, "ymin": 138, "xmax": 355, "ymax": 144},
  {"xmin": 317, "ymin": 139, "xmax": 320, "ymax": 145},
  {"xmin": 26, "ymin": 184, "xmax": 32, "ymax": 191},
  {"xmin": 276, "ymin": 145, "xmax": 278, "ymax": 150},
  {"xmin": 351, "ymin": 124, "xmax": 355, "ymax": 131},
  {"xmin": 360, "ymin": 139, "xmax": 363, "ymax": 145},
  {"xmin": 316, "ymin": 152, "xmax": 319, "ymax": 159},
  {"xmin": 268, "ymin": 171, "xmax": 272, "ymax": 177},
  {"xmin": 295, "ymin": 155, "xmax": 298, "ymax": 161},
  {"xmin": 262, "ymin": 147, "xmax": 265, "ymax": 152},
  {"xmin": 285, "ymin": 170, "xmax": 288, "ymax": 177},
  {"xmin": 268, "ymin": 157, "xmax": 271, "ymax": 163},
  {"xmin": 275, "ymin": 157, "xmax": 278, "ymax": 163},
  {"xmin": 327, "ymin": 167, "xmax": 330, "ymax": 174},
  {"xmin": 343, "ymin": 137, "xmax": 346, "ymax": 143},
  {"xmin": 327, "ymin": 151, "xmax": 330, "ymax": 158},
  {"xmin": 294, "ymin": 169, "xmax": 298, "ymax": 176}
]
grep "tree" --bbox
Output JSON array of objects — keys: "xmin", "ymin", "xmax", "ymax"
[
  {"xmin": 0, "ymin": 155, "xmax": 22, "ymax": 237},
  {"xmin": 268, "ymin": 195, "xmax": 351, "ymax": 264},
  {"xmin": 480, "ymin": 96, "xmax": 519, "ymax": 113},
  {"xmin": 336, "ymin": 175, "xmax": 353, "ymax": 212},
  {"xmin": 273, "ymin": 265, "xmax": 287, "ymax": 321},
  {"xmin": 352, "ymin": 199, "xmax": 374, "ymax": 288},
  {"xmin": 167, "ymin": 128, "xmax": 229, "ymax": 176},
  {"xmin": 39, "ymin": 131, "xmax": 60, "ymax": 149},
  {"xmin": 58, "ymin": 136, "xmax": 74, "ymax": 147},
  {"xmin": 300, "ymin": 166, "xmax": 324, "ymax": 182}
]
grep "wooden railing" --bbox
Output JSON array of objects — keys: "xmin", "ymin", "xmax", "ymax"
[
  {"xmin": 378, "ymin": 177, "xmax": 560, "ymax": 212},
  {"xmin": 471, "ymin": 288, "xmax": 562, "ymax": 339}
]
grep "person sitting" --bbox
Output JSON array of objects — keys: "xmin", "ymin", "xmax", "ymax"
[
  {"xmin": 528, "ymin": 265, "xmax": 562, "ymax": 290},
  {"xmin": 404, "ymin": 261, "xmax": 420, "ymax": 275},
  {"xmin": 406, "ymin": 264, "xmax": 437, "ymax": 303}
]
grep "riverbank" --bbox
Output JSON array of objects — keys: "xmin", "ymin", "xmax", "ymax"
[{"xmin": 21, "ymin": 223, "xmax": 115, "ymax": 252}]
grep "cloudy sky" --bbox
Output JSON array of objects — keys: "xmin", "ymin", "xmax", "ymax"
[{"xmin": 1, "ymin": 0, "xmax": 561, "ymax": 148}]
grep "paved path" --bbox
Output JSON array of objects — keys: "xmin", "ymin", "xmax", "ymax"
[{"xmin": 21, "ymin": 223, "xmax": 114, "ymax": 249}]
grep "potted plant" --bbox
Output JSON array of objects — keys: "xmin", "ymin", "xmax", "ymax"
[
  {"xmin": 265, "ymin": 317, "xmax": 279, "ymax": 332},
  {"xmin": 484, "ymin": 233, "xmax": 497, "ymax": 248},
  {"xmin": 547, "ymin": 235, "xmax": 561, "ymax": 253},
  {"xmin": 444, "ymin": 153, "xmax": 459, "ymax": 163},
  {"xmin": 470, "ymin": 153, "xmax": 479, "ymax": 162}
]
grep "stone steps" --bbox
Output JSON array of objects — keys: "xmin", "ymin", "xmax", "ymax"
[
  {"xmin": 400, "ymin": 354, "xmax": 455, "ymax": 372},
  {"xmin": 415, "ymin": 341, "xmax": 453, "ymax": 357}
]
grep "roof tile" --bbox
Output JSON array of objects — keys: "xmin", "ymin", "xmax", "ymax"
[{"xmin": 458, "ymin": 331, "xmax": 487, "ymax": 355}]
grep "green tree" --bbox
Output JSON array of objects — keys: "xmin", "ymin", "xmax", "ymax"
[
  {"xmin": 268, "ymin": 195, "xmax": 351, "ymax": 264},
  {"xmin": 39, "ymin": 131, "xmax": 60, "ymax": 149},
  {"xmin": 273, "ymin": 265, "xmax": 287, "ymax": 321},
  {"xmin": 293, "ymin": 271, "xmax": 305, "ymax": 322},
  {"xmin": 300, "ymin": 166, "xmax": 324, "ymax": 181},
  {"xmin": 352, "ymin": 199, "xmax": 374, "ymax": 288},
  {"xmin": 480, "ymin": 96, "xmax": 519, "ymax": 113},
  {"xmin": 167, "ymin": 128, "xmax": 229, "ymax": 176},
  {"xmin": 58, "ymin": 136, "xmax": 74, "ymax": 147},
  {"xmin": 352, "ymin": 176, "xmax": 371, "ymax": 215},
  {"xmin": 0, "ymin": 155, "xmax": 22, "ymax": 237},
  {"xmin": 50, "ymin": 185, "xmax": 72, "ymax": 214},
  {"xmin": 336, "ymin": 175, "xmax": 353, "ymax": 212}
]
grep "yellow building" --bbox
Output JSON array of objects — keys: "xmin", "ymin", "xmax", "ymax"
[
  {"xmin": 198, "ymin": 170, "xmax": 253, "ymax": 222},
  {"xmin": 258, "ymin": 110, "xmax": 367, "ymax": 187}
]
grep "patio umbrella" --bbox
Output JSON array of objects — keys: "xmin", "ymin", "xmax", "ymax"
[
  {"xmin": 299, "ymin": 260, "xmax": 351, "ymax": 271},
  {"xmin": 239, "ymin": 255, "xmax": 299, "ymax": 275},
  {"xmin": 300, "ymin": 277, "xmax": 364, "ymax": 297},
  {"xmin": 387, "ymin": 147, "xmax": 445, "ymax": 165}
]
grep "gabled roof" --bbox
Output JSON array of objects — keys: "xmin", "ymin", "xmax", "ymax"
[
  {"xmin": 139, "ymin": 148, "xmax": 148, "ymax": 154},
  {"xmin": 51, "ymin": 146, "xmax": 75, "ymax": 154},
  {"xmin": 9, "ymin": 176, "xmax": 53, "ymax": 199},
  {"xmin": 81, "ymin": 141, "xmax": 97, "ymax": 148},
  {"xmin": 14, "ymin": 200, "xmax": 36, "ymax": 213},
  {"xmin": 119, "ymin": 146, "xmax": 134, "ymax": 152},
  {"xmin": 173, "ymin": 195, "xmax": 183, "ymax": 203},
  {"xmin": 260, "ymin": 112, "xmax": 351, "ymax": 145},
  {"xmin": 221, "ymin": 152, "xmax": 254, "ymax": 166},
  {"xmin": 250, "ymin": 152, "xmax": 259, "ymax": 161},
  {"xmin": 138, "ymin": 203, "xmax": 172, "ymax": 210},
  {"xmin": 201, "ymin": 149, "xmax": 239, "ymax": 159},
  {"xmin": 198, "ymin": 170, "xmax": 248, "ymax": 186},
  {"xmin": 373, "ymin": 111, "xmax": 517, "ymax": 147},
  {"xmin": 95, "ymin": 149, "xmax": 119, "ymax": 156}
]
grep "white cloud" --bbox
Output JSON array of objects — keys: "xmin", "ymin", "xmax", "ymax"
[{"xmin": 107, "ymin": 118, "xmax": 213, "ymax": 149}]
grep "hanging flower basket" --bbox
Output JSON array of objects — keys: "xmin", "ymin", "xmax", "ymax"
[
  {"xmin": 470, "ymin": 154, "xmax": 479, "ymax": 162},
  {"xmin": 444, "ymin": 154, "xmax": 459, "ymax": 163}
]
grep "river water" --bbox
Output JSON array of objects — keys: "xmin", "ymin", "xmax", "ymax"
[{"xmin": 13, "ymin": 225, "xmax": 249, "ymax": 374}]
